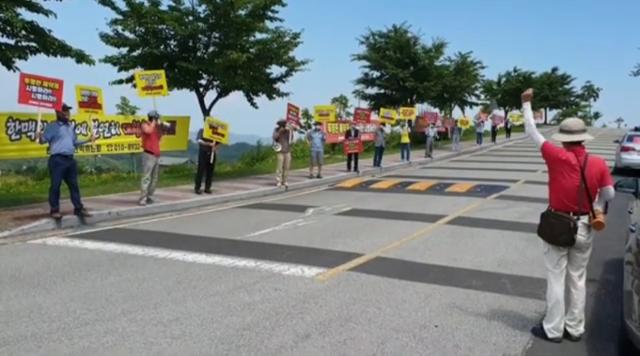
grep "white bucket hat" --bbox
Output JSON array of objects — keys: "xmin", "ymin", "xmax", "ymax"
[{"xmin": 551, "ymin": 117, "xmax": 594, "ymax": 142}]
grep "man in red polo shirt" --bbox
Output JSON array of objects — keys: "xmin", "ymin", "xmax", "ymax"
[
  {"xmin": 522, "ymin": 89, "xmax": 615, "ymax": 343},
  {"xmin": 139, "ymin": 110, "xmax": 164, "ymax": 206}
]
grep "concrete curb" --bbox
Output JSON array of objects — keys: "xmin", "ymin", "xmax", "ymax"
[{"xmin": 1, "ymin": 132, "xmax": 543, "ymax": 240}]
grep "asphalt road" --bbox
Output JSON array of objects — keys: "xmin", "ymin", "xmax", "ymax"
[{"xmin": 1, "ymin": 128, "xmax": 635, "ymax": 356}]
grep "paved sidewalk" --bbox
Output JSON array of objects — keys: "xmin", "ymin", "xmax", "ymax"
[{"xmin": 0, "ymin": 133, "xmax": 528, "ymax": 237}]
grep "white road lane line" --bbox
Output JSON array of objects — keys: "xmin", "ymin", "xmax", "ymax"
[
  {"xmin": 30, "ymin": 237, "xmax": 326, "ymax": 278},
  {"xmin": 244, "ymin": 219, "xmax": 315, "ymax": 237}
]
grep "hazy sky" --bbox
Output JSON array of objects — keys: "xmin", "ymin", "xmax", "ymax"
[{"xmin": 1, "ymin": 0, "xmax": 638, "ymax": 135}]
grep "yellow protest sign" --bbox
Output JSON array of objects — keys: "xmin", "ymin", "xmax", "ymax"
[
  {"xmin": 203, "ymin": 117, "xmax": 230, "ymax": 144},
  {"xmin": 0, "ymin": 112, "xmax": 190, "ymax": 160},
  {"xmin": 75, "ymin": 85, "xmax": 105, "ymax": 115},
  {"xmin": 398, "ymin": 106, "xmax": 417, "ymax": 120},
  {"xmin": 379, "ymin": 108, "xmax": 398, "ymax": 125},
  {"xmin": 134, "ymin": 70, "xmax": 169, "ymax": 97},
  {"xmin": 508, "ymin": 112, "xmax": 524, "ymax": 126},
  {"xmin": 457, "ymin": 116, "xmax": 472, "ymax": 129},
  {"xmin": 314, "ymin": 105, "xmax": 337, "ymax": 122}
]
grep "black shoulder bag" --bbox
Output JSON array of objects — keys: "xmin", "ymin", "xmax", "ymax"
[{"xmin": 537, "ymin": 154, "xmax": 594, "ymax": 247}]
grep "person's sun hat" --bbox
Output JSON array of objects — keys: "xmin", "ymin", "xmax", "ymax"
[{"xmin": 551, "ymin": 118, "xmax": 594, "ymax": 142}]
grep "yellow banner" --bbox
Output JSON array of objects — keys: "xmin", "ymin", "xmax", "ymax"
[
  {"xmin": 75, "ymin": 85, "xmax": 105, "ymax": 115},
  {"xmin": 203, "ymin": 117, "xmax": 230, "ymax": 145},
  {"xmin": 0, "ymin": 112, "xmax": 190, "ymax": 160},
  {"xmin": 134, "ymin": 70, "xmax": 169, "ymax": 97},
  {"xmin": 398, "ymin": 106, "xmax": 416, "ymax": 120},
  {"xmin": 379, "ymin": 108, "xmax": 397, "ymax": 125},
  {"xmin": 314, "ymin": 105, "xmax": 337, "ymax": 122}
]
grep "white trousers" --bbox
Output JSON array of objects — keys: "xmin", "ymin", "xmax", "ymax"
[{"xmin": 542, "ymin": 216, "xmax": 593, "ymax": 338}]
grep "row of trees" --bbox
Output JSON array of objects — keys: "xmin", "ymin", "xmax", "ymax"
[
  {"xmin": 351, "ymin": 23, "xmax": 604, "ymax": 125},
  {"xmin": 4, "ymin": 2, "xmax": 637, "ymax": 126}
]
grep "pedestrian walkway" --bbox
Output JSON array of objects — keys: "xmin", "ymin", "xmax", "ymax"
[{"xmin": 0, "ymin": 133, "xmax": 528, "ymax": 236}]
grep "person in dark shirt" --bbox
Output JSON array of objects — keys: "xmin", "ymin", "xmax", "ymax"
[{"xmin": 194, "ymin": 128, "xmax": 218, "ymax": 194}]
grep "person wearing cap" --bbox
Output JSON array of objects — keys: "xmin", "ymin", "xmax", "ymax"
[
  {"xmin": 522, "ymin": 89, "xmax": 614, "ymax": 343},
  {"xmin": 194, "ymin": 127, "xmax": 218, "ymax": 194},
  {"xmin": 273, "ymin": 119, "xmax": 292, "ymax": 187},
  {"xmin": 37, "ymin": 103, "xmax": 94, "ymax": 219},
  {"xmin": 139, "ymin": 110, "xmax": 164, "ymax": 205},
  {"xmin": 344, "ymin": 122, "xmax": 360, "ymax": 173},
  {"xmin": 306, "ymin": 121, "xmax": 326, "ymax": 179},
  {"xmin": 451, "ymin": 119, "xmax": 461, "ymax": 152}
]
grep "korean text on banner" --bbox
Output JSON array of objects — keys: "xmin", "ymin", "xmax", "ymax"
[
  {"xmin": 0, "ymin": 112, "xmax": 190, "ymax": 160},
  {"xmin": 324, "ymin": 120, "xmax": 379, "ymax": 144},
  {"xmin": 398, "ymin": 107, "xmax": 417, "ymax": 121},
  {"xmin": 314, "ymin": 105, "xmax": 337, "ymax": 122},
  {"xmin": 134, "ymin": 70, "xmax": 169, "ymax": 97},
  {"xmin": 203, "ymin": 117, "xmax": 230, "ymax": 145},
  {"xmin": 75, "ymin": 85, "xmax": 104, "ymax": 115},
  {"xmin": 379, "ymin": 108, "xmax": 397, "ymax": 125},
  {"xmin": 18, "ymin": 73, "xmax": 64, "ymax": 111},
  {"xmin": 353, "ymin": 108, "xmax": 372, "ymax": 124},
  {"xmin": 286, "ymin": 103, "xmax": 301, "ymax": 127},
  {"xmin": 343, "ymin": 138, "xmax": 364, "ymax": 155}
]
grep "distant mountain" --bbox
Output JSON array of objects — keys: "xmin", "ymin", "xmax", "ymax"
[{"xmin": 189, "ymin": 131, "xmax": 270, "ymax": 145}]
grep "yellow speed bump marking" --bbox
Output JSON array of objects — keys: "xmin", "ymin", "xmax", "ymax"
[
  {"xmin": 336, "ymin": 178, "xmax": 367, "ymax": 189},
  {"xmin": 370, "ymin": 179, "xmax": 402, "ymax": 190},
  {"xmin": 406, "ymin": 181, "xmax": 438, "ymax": 191},
  {"xmin": 315, "ymin": 178, "xmax": 529, "ymax": 282},
  {"xmin": 446, "ymin": 183, "xmax": 475, "ymax": 193}
]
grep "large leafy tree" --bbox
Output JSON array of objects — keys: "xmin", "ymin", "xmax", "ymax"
[
  {"xmin": 430, "ymin": 51, "xmax": 485, "ymax": 117},
  {"xmin": 98, "ymin": 0, "xmax": 308, "ymax": 120},
  {"xmin": 0, "ymin": 0, "xmax": 94, "ymax": 71},
  {"xmin": 482, "ymin": 67, "xmax": 536, "ymax": 117},
  {"xmin": 534, "ymin": 67, "xmax": 577, "ymax": 124},
  {"xmin": 115, "ymin": 96, "xmax": 140, "ymax": 116},
  {"xmin": 352, "ymin": 23, "xmax": 446, "ymax": 110},
  {"xmin": 579, "ymin": 80, "xmax": 602, "ymax": 115},
  {"xmin": 330, "ymin": 94, "xmax": 351, "ymax": 119}
]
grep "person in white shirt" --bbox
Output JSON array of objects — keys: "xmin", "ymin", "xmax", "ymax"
[{"xmin": 424, "ymin": 124, "xmax": 438, "ymax": 158}]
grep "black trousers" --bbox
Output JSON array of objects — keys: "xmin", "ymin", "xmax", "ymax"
[
  {"xmin": 347, "ymin": 153, "xmax": 359, "ymax": 172},
  {"xmin": 195, "ymin": 149, "xmax": 216, "ymax": 191}
]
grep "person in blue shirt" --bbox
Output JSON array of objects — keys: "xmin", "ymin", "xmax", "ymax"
[
  {"xmin": 306, "ymin": 121, "xmax": 326, "ymax": 178},
  {"xmin": 37, "ymin": 103, "xmax": 94, "ymax": 219}
]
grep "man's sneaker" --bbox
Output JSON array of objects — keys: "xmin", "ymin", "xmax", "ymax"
[
  {"xmin": 308, "ymin": 174, "xmax": 314, "ymax": 179},
  {"xmin": 74, "ymin": 208, "xmax": 92, "ymax": 218},
  {"xmin": 204, "ymin": 189, "xmax": 212, "ymax": 194},
  {"xmin": 195, "ymin": 189, "xmax": 202, "ymax": 195},
  {"xmin": 316, "ymin": 174, "xmax": 322, "ymax": 179},
  {"xmin": 563, "ymin": 329, "xmax": 582, "ymax": 342},
  {"xmin": 50, "ymin": 211, "xmax": 63, "ymax": 220},
  {"xmin": 138, "ymin": 199, "xmax": 147, "ymax": 206},
  {"xmin": 146, "ymin": 197, "xmax": 154, "ymax": 204},
  {"xmin": 531, "ymin": 324, "xmax": 562, "ymax": 343}
]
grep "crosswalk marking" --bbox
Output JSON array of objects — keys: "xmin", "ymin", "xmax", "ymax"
[
  {"xmin": 336, "ymin": 178, "xmax": 367, "ymax": 188},
  {"xmin": 445, "ymin": 183, "xmax": 475, "ymax": 193},
  {"xmin": 370, "ymin": 179, "xmax": 402, "ymax": 190},
  {"xmin": 406, "ymin": 181, "xmax": 438, "ymax": 191}
]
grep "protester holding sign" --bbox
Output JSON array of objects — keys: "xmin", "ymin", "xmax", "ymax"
[
  {"xmin": 306, "ymin": 122, "xmax": 326, "ymax": 179},
  {"xmin": 194, "ymin": 128, "xmax": 218, "ymax": 194},
  {"xmin": 344, "ymin": 123, "xmax": 360, "ymax": 173},
  {"xmin": 425, "ymin": 123, "xmax": 438, "ymax": 158},
  {"xmin": 451, "ymin": 120, "xmax": 461, "ymax": 152},
  {"xmin": 491, "ymin": 120, "xmax": 498, "ymax": 144},
  {"xmin": 37, "ymin": 103, "xmax": 93, "ymax": 219},
  {"xmin": 139, "ymin": 110, "xmax": 165, "ymax": 206},
  {"xmin": 273, "ymin": 119, "xmax": 292, "ymax": 188},
  {"xmin": 475, "ymin": 117, "xmax": 485, "ymax": 145},
  {"xmin": 505, "ymin": 117, "xmax": 512, "ymax": 139},
  {"xmin": 400, "ymin": 122, "xmax": 411, "ymax": 162},
  {"xmin": 373, "ymin": 123, "xmax": 386, "ymax": 167}
]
